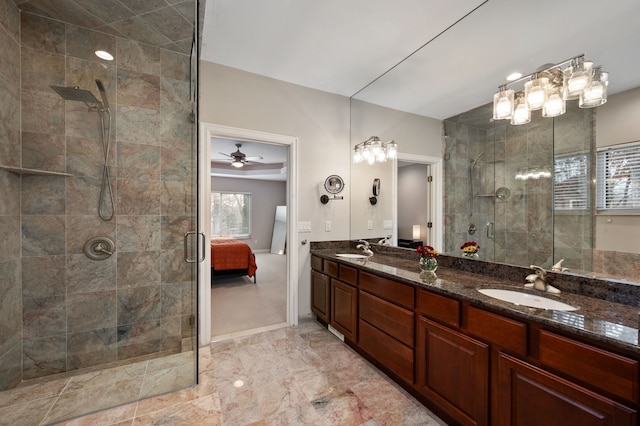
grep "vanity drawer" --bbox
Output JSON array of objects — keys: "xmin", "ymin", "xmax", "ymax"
[
  {"xmin": 417, "ymin": 290, "xmax": 460, "ymax": 328},
  {"xmin": 538, "ymin": 330, "xmax": 639, "ymax": 402},
  {"xmin": 360, "ymin": 290, "xmax": 414, "ymax": 347},
  {"xmin": 339, "ymin": 264, "xmax": 358, "ymax": 286},
  {"xmin": 359, "ymin": 319, "xmax": 414, "ymax": 384},
  {"xmin": 465, "ymin": 306, "xmax": 527, "ymax": 356},
  {"xmin": 311, "ymin": 255, "xmax": 323, "ymax": 271},
  {"xmin": 323, "ymin": 259, "xmax": 339, "ymax": 278},
  {"xmin": 359, "ymin": 271, "xmax": 414, "ymax": 309}
]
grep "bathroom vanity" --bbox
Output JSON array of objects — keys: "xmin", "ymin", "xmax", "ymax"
[{"xmin": 310, "ymin": 246, "xmax": 640, "ymax": 425}]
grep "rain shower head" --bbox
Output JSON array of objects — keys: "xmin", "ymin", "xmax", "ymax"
[{"xmin": 50, "ymin": 85, "xmax": 100, "ymax": 105}]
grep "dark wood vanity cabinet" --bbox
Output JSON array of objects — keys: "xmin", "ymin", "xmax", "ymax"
[
  {"xmin": 416, "ymin": 317, "xmax": 489, "ymax": 426},
  {"xmin": 311, "ymin": 255, "xmax": 640, "ymax": 425},
  {"xmin": 358, "ymin": 271, "xmax": 415, "ymax": 384},
  {"xmin": 497, "ymin": 352, "xmax": 636, "ymax": 426},
  {"xmin": 311, "ymin": 269, "xmax": 330, "ymax": 323},
  {"xmin": 330, "ymin": 278, "xmax": 357, "ymax": 341}
]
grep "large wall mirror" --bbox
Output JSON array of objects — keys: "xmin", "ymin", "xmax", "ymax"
[{"xmin": 350, "ymin": 0, "xmax": 640, "ymax": 284}]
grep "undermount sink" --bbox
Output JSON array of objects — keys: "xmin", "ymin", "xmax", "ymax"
[
  {"xmin": 477, "ymin": 288, "xmax": 578, "ymax": 311},
  {"xmin": 335, "ymin": 253, "xmax": 369, "ymax": 259}
]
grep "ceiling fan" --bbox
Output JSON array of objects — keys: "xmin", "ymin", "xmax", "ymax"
[{"xmin": 217, "ymin": 143, "xmax": 263, "ymax": 168}]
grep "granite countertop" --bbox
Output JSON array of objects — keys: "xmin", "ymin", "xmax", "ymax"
[{"xmin": 311, "ymin": 248, "xmax": 640, "ymax": 356}]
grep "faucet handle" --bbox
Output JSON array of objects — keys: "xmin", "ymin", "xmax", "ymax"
[{"xmin": 529, "ymin": 265, "xmax": 547, "ymax": 277}]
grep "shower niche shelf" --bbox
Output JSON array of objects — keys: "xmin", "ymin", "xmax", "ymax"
[{"xmin": 0, "ymin": 165, "xmax": 72, "ymax": 177}]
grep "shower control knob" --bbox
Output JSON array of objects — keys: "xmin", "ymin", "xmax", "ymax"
[{"xmin": 84, "ymin": 237, "xmax": 115, "ymax": 260}]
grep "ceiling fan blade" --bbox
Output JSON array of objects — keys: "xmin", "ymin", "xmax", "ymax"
[
  {"xmin": 245, "ymin": 156, "xmax": 263, "ymax": 161},
  {"xmin": 218, "ymin": 152, "xmax": 232, "ymax": 158}
]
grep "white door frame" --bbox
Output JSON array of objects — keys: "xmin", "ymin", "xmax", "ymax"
[
  {"xmin": 392, "ymin": 153, "xmax": 443, "ymax": 251},
  {"xmin": 198, "ymin": 123, "xmax": 298, "ymax": 345}
]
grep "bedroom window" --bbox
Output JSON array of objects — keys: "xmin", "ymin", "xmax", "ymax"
[{"xmin": 211, "ymin": 192, "xmax": 251, "ymax": 238}]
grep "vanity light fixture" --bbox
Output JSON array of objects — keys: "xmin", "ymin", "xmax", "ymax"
[
  {"xmin": 491, "ymin": 54, "xmax": 608, "ymax": 125},
  {"xmin": 353, "ymin": 136, "xmax": 397, "ymax": 164}
]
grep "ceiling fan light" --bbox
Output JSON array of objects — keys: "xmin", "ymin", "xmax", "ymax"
[
  {"xmin": 493, "ymin": 89, "xmax": 514, "ymax": 120},
  {"xmin": 231, "ymin": 159, "xmax": 244, "ymax": 168},
  {"xmin": 524, "ymin": 77, "xmax": 548, "ymax": 111}
]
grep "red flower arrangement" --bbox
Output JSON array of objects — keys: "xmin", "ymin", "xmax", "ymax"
[
  {"xmin": 460, "ymin": 241, "xmax": 480, "ymax": 254},
  {"xmin": 416, "ymin": 245, "xmax": 439, "ymax": 259}
]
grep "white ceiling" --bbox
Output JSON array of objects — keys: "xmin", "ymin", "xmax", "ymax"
[{"xmin": 201, "ymin": 0, "xmax": 640, "ymax": 120}]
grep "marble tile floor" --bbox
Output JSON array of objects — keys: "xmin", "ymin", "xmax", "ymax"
[{"xmin": 0, "ymin": 318, "xmax": 447, "ymax": 425}]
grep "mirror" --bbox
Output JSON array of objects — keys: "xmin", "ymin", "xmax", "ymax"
[
  {"xmin": 349, "ymin": 0, "xmax": 640, "ymax": 284},
  {"xmin": 324, "ymin": 175, "xmax": 345, "ymax": 194}
]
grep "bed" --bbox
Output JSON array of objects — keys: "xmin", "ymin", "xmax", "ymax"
[{"xmin": 210, "ymin": 237, "xmax": 257, "ymax": 283}]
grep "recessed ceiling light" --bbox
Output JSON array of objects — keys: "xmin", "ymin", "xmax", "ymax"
[
  {"xmin": 506, "ymin": 72, "xmax": 522, "ymax": 82},
  {"xmin": 95, "ymin": 50, "xmax": 114, "ymax": 61}
]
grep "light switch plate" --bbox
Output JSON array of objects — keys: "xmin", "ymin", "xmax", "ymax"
[
  {"xmin": 367, "ymin": 220, "xmax": 373, "ymax": 230},
  {"xmin": 383, "ymin": 220, "xmax": 392, "ymax": 229},
  {"xmin": 298, "ymin": 221, "xmax": 311, "ymax": 233},
  {"xmin": 325, "ymin": 220, "xmax": 331, "ymax": 231}
]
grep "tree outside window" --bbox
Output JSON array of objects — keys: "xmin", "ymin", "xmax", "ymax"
[{"xmin": 211, "ymin": 192, "xmax": 251, "ymax": 237}]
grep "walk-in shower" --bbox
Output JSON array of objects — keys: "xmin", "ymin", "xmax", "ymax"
[
  {"xmin": 51, "ymin": 80, "xmax": 114, "ymax": 221},
  {"xmin": 0, "ymin": 1, "xmax": 199, "ymax": 422}
]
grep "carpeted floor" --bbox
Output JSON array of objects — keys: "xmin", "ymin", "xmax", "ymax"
[{"xmin": 211, "ymin": 252, "xmax": 287, "ymax": 338}]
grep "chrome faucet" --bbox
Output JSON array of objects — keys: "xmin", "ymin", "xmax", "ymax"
[
  {"xmin": 526, "ymin": 265, "xmax": 561, "ymax": 294},
  {"xmin": 356, "ymin": 240, "xmax": 374, "ymax": 257}
]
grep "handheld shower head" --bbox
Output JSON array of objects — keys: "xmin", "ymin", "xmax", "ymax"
[{"xmin": 95, "ymin": 79, "xmax": 110, "ymax": 110}]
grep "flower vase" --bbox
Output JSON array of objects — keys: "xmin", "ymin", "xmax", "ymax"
[
  {"xmin": 419, "ymin": 257, "xmax": 438, "ymax": 272},
  {"xmin": 463, "ymin": 252, "xmax": 479, "ymax": 260}
]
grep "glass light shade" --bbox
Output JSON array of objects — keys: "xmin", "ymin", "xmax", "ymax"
[
  {"xmin": 361, "ymin": 145, "xmax": 372, "ymax": 161},
  {"xmin": 386, "ymin": 141, "xmax": 397, "ymax": 159},
  {"xmin": 524, "ymin": 77, "xmax": 548, "ymax": 110},
  {"xmin": 542, "ymin": 86, "xmax": 566, "ymax": 117},
  {"xmin": 231, "ymin": 160, "xmax": 244, "ymax": 168},
  {"xmin": 493, "ymin": 89, "xmax": 514, "ymax": 120},
  {"xmin": 580, "ymin": 70, "xmax": 608, "ymax": 108},
  {"xmin": 412, "ymin": 225, "xmax": 420, "ymax": 240},
  {"xmin": 511, "ymin": 94, "xmax": 531, "ymax": 125},
  {"xmin": 370, "ymin": 139, "xmax": 382, "ymax": 156},
  {"xmin": 563, "ymin": 61, "xmax": 593, "ymax": 100},
  {"xmin": 353, "ymin": 147, "xmax": 362, "ymax": 163}
]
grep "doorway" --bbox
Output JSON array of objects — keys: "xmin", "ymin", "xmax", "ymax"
[
  {"xmin": 392, "ymin": 153, "xmax": 443, "ymax": 250},
  {"xmin": 199, "ymin": 124, "xmax": 298, "ymax": 345}
]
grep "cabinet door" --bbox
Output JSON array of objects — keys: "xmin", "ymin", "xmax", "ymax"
[
  {"xmin": 311, "ymin": 270, "xmax": 330, "ymax": 323},
  {"xmin": 330, "ymin": 279, "xmax": 357, "ymax": 341},
  {"xmin": 416, "ymin": 317, "xmax": 489, "ymax": 426},
  {"xmin": 497, "ymin": 352, "xmax": 636, "ymax": 426}
]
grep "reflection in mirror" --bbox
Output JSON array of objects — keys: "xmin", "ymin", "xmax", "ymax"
[{"xmin": 349, "ymin": 0, "xmax": 640, "ymax": 284}]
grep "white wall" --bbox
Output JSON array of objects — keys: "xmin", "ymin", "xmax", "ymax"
[
  {"xmin": 200, "ymin": 61, "xmax": 351, "ymax": 315},
  {"xmin": 210, "ymin": 177, "xmax": 286, "ymax": 251},
  {"xmin": 595, "ymin": 87, "xmax": 640, "ymax": 253}
]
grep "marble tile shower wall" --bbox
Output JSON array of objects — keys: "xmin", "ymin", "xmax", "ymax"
[
  {"xmin": 444, "ymin": 103, "xmax": 596, "ymax": 272},
  {"xmin": 1, "ymin": 10, "xmax": 195, "ymax": 388},
  {"xmin": 444, "ymin": 113, "xmax": 556, "ymax": 268},
  {"xmin": 0, "ymin": 0, "xmax": 22, "ymax": 391}
]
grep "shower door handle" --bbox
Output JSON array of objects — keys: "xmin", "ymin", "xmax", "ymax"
[
  {"xmin": 486, "ymin": 222, "xmax": 495, "ymax": 239},
  {"xmin": 184, "ymin": 231, "xmax": 197, "ymax": 263},
  {"xmin": 198, "ymin": 232, "xmax": 205, "ymax": 263}
]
